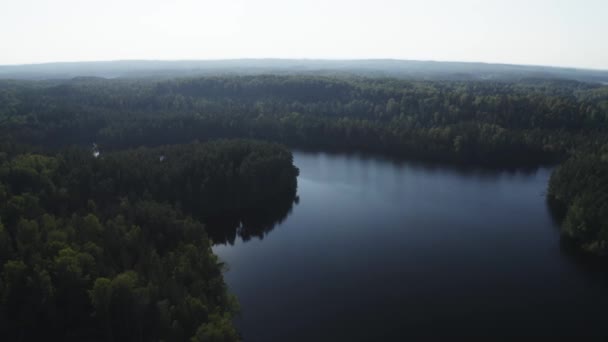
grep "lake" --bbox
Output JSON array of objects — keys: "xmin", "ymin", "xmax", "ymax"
[{"xmin": 213, "ymin": 151, "xmax": 608, "ymax": 340}]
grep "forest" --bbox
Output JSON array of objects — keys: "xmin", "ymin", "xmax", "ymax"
[
  {"xmin": 1, "ymin": 76, "xmax": 608, "ymax": 165},
  {"xmin": 0, "ymin": 139, "xmax": 299, "ymax": 341},
  {"xmin": 548, "ymin": 148, "xmax": 608, "ymax": 255},
  {"xmin": 1, "ymin": 74, "xmax": 608, "ymax": 340}
]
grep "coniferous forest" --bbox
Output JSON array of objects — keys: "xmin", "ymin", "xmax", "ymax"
[{"xmin": 1, "ymin": 74, "xmax": 608, "ymax": 340}]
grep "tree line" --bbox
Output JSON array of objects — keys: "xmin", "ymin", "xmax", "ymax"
[{"xmin": 1, "ymin": 76, "xmax": 607, "ymax": 164}]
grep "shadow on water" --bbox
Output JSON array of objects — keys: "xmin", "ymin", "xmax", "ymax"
[
  {"xmin": 205, "ymin": 193, "xmax": 299, "ymax": 245},
  {"xmin": 546, "ymin": 195, "xmax": 567, "ymax": 228},
  {"xmin": 293, "ymin": 148, "xmax": 555, "ymax": 180},
  {"xmin": 292, "ymin": 146, "xmax": 558, "ymax": 175},
  {"xmin": 559, "ymin": 237, "xmax": 608, "ymax": 278}
]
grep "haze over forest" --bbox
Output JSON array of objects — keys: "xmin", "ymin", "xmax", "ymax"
[{"xmin": 1, "ymin": 59, "xmax": 608, "ymax": 83}]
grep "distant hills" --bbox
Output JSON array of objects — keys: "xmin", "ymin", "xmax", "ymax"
[{"xmin": 1, "ymin": 59, "xmax": 608, "ymax": 83}]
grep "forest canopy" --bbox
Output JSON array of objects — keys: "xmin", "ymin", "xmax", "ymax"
[
  {"xmin": 1, "ymin": 74, "xmax": 608, "ymax": 340},
  {"xmin": 0, "ymin": 140, "xmax": 299, "ymax": 341},
  {"xmin": 1, "ymin": 76, "xmax": 607, "ymax": 164},
  {"xmin": 548, "ymin": 149, "xmax": 608, "ymax": 255}
]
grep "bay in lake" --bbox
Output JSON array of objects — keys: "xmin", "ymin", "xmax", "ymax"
[{"xmin": 213, "ymin": 151, "xmax": 608, "ymax": 340}]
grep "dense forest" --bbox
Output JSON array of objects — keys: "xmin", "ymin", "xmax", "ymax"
[
  {"xmin": 0, "ymin": 140, "xmax": 299, "ymax": 341},
  {"xmin": 1, "ymin": 76, "xmax": 608, "ymax": 165},
  {"xmin": 548, "ymin": 149, "xmax": 608, "ymax": 255},
  {"xmin": 1, "ymin": 74, "xmax": 608, "ymax": 340}
]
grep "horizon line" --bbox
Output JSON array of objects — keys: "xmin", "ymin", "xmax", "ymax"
[{"xmin": 1, "ymin": 58, "xmax": 607, "ymax": 73}]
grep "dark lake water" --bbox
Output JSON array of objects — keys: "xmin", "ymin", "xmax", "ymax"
[{"xmin": 213, "ymin": 151, "xmax": 608, "ymax": 340}]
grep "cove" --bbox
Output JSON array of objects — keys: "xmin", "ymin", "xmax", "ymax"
[{"xmin": 213, "ymin": 151, "xmax": 608, "ymax": 340}]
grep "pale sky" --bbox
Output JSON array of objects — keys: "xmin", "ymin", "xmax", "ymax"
[{"xmin": 1, "ymin": 0, "xmax": 607, "ymax": 69}]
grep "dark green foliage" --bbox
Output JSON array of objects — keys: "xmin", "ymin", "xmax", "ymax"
[
  {"xmin": 1, "ymin": 76, "xmax": 607, "ymax": 164},
  {"xmin": 548, "ymin": 149, "xmax": 608, "ymax": 255},
  {"xmin": 0, "ymin": 140, "xmax": 299, "ymax": 341},
  {"xmin": 1, "ymin": 73, "xmax": 608, "ymax": 338}
]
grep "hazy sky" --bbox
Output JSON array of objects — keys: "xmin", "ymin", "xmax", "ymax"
[{"xmin": 1, "ymin": 0, "xmax": 607, "ymax": 69}]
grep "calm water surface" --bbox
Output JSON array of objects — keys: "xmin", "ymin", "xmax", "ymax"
[{"xmin": 213, "ymin": 152, "xmax": 608, "ymax": 340}]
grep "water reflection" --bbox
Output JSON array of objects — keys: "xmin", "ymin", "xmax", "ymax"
[
  {"xmin": 206, "ymin": 193, "xmax": 299, "ymax": 245},
  {"xmin": 546, "ymin": 195, "xmax": 567, "ymax": 227},
  {"xmin": 215, "ymin": 151, "xmax": 608, "ymax": 340},
  {"xmin": 293, "ymin": 148, "xmax": 552, "ymax": 177}
]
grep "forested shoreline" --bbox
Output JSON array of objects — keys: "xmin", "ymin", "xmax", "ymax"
[
  {"xmin": 548, "ymin": 149, "xmax": 608, "ymax": 255},
  {"xmin": 1, "ymin": 74, "xmax": 608, "ymax": 340},
  {"xmin": 0, "ymin": 140, "xmax": 298, "ymax": 341}
]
